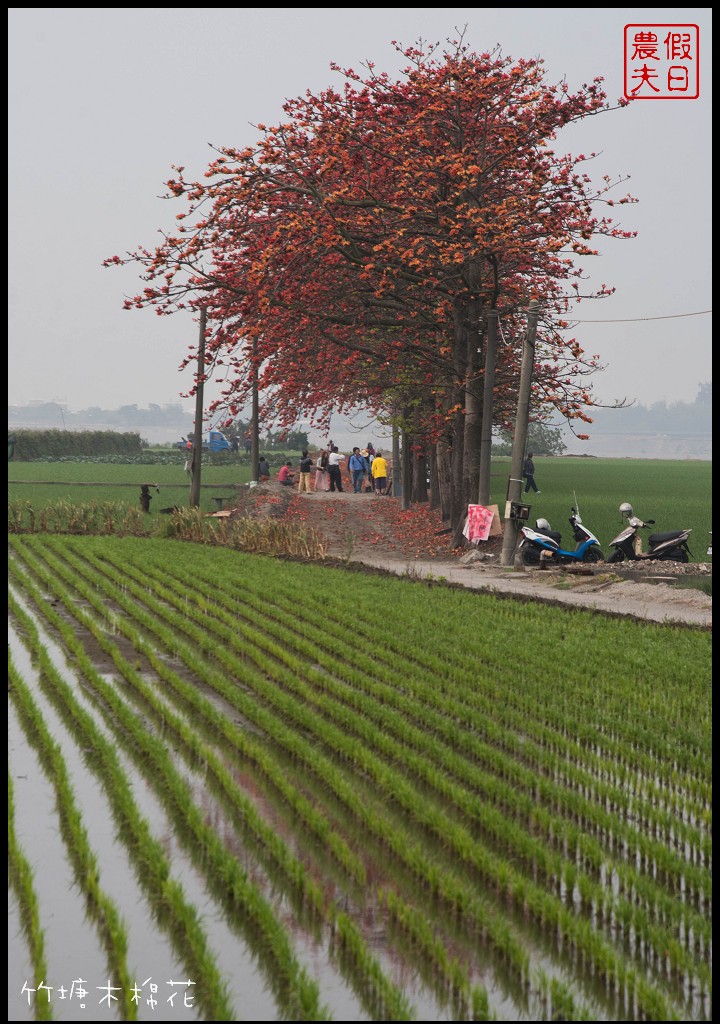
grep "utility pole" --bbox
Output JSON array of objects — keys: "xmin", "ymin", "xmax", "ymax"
[
  {"xmin": 500, "ymin": 299, "xmax": 540, "ymax": 566},
  {"xmin": 250, "ymin": 337, "xmax": 259, "ymax": 482},
  {"xmin": 391, "ymin": 422, "xmax": 399, "ymax": 495},
  {"xmin": 189, "ymin": 306, "xmax": 206, "ymax": 508},
  {"xmin": 477, "ymin": 309, "xmax": 498, "ymax": 506},
  {"xmin": 400, "ymin": 426, "xmax": 411, "ymax": 510}
]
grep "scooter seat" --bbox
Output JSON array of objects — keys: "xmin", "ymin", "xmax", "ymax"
[
  {"xmin": 648, "ymin": 531, "xmax": 684, "ymax": 546},
  {"xmin": 537, "ymin": 529, "xmax": 562, "ymax": 544}
]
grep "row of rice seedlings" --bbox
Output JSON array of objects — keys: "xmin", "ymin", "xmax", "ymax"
[
  {"xmin": 221, "ymin": 659, "xmax": 696, "ymax": 1005},
  {"xmin": 302, "ymin": 630, "xmax": 710, "ymax": 951},
  {"xmin": 91, "ymin": 532, "xmax": 708, "ymax": 794},
  {"xmin": 210, "ymin": 563, "xmax": 711, "ymax": 832},
  {"xmin": 71, "ymin": 563, "xmax": 684, "ymax": 1017},
  {"xmin": 7, "ymin": 584, "xmax": 236, "ymax": 1021},
  {"xmin": 7, "ymin": 557, "xmax": 330, "ymax": 1023},
  {"xmin": 8, "ymin": 773, "xmax": 53, "ymax": 1023},
  {"xmin": 140, "ymin": 557, "xmax": 710, "ymax": 972},
  {"xmin": 37, "ymin": 540, "xmax": 512, "ymax": 1003},
  {"xmin": 79, "ymin": 611, "xmax": 421, "ymax": 1023},
  {"xmin": 176, "ymin": 565, "xmax": 709, "ymax": 939},
  {"xmin": 39, "ymin": 546, "xmax": 539, "ymax": 996},
  {"xmin": 79, "ymin": 545, "xmax": 697, "ymax": 1013},
  {"xmin": 217, "ymin": 575, "xmax": 710, "ymax": 916},
  {"xmin": 380, "ymin": 887, "xmax": 488, "ymax": 1019},
  {"xmin": 284, "ymin": 570, "xmax": 710, "ymax": 788},
  {"xmin": 8, "ymin": 653, "xmax": 136, "ymax": 1019},
  {"xmin": 14, "ymin": 544, "xmax": 423, "ymax": 1021},
  {"xmin": 329, "ymin": 912, "xmax": 415, "ymax": 1021},
  {"xmin": 68, "ymin": 534, "xmax": 712, "ymax": 939},
  {"xmin": 10, "ymin": 541, "xmax": 433, "ymax": 1020},
  {"xmin": 270, "ymin": 669, "xmax": 706, "ymax": 983},
  {"xmin": 24, "ymin": 536, "xmax": 367, "ymax": 891},
  {"xmin": 7, "ymin": 499, "xmax": 148, "ymax": 536},
  {"xmin": 152, "ymin": 604, "xmax": 696, "ymax": 1014},
  {"xmin": 14, "ymin": 536, "xmax": 708, "ymax": 1015},
  {"xmin": 531, "ymin": 969, "xmax": 597, "ymax": 1022}
]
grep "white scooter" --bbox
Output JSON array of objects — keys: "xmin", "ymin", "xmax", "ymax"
[{"xmin": 606, "ymin": 503, "xmax": 692, "ymax": 564}]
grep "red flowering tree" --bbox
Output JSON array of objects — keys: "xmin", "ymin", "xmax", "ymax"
[{"xmin": 106, "ymin": 35, "xmax": 635, "ymax": 537}]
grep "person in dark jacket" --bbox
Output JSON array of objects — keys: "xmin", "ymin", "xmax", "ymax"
[{"xmin": 523, "ymin": 452, "xmax": 540, "ymax": 494}]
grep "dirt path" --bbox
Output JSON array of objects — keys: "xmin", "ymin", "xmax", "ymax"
[{"xmin": 226, "ymin": 484, "xmax": 712, "ymax": 628}]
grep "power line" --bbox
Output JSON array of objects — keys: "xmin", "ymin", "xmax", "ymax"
[{"xmin": 560, "ymin": 309, "xmax": 711, "ymax": 324}]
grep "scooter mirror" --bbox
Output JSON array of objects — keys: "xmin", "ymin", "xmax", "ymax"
[{"xmin": 646, "ymin": 519, "xmax": 655, "ymax": 525}]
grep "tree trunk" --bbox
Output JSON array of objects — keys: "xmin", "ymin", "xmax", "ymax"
[{"xmin": 412, "ymin": 446, "xmax": 428, "ymax": 503}]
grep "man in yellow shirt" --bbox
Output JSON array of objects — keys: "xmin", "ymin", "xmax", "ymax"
[{"xmin": 370, "ymin": 451, "xmax": 388, "ymax": 495}]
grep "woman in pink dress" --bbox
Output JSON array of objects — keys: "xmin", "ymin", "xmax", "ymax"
[{"xmin": 314, "ymin": 449, "xmax": 330, "ymax": 491}]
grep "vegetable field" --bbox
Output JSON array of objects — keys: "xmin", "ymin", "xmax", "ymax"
[{"xmin": 8, "ymin": 536, "xmax": 712, "ymax": 1021}]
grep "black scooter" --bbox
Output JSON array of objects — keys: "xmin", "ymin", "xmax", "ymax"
[{"xmin": 606, "ymin": 503, "xmax": 692, "ymax": 563}]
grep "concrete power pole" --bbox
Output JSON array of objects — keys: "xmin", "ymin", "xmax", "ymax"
[
  {"xmin": 500, "ymin": 299, "xmax": 540, "ymax": 566},
  {"xmin": 189, "ymin": 307, "xmax": 207, "ymax": 509}
]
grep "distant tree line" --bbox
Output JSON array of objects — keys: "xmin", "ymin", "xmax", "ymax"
[
  {"xmin": 224, "ymin": 417, "xmax": 310, "ymax": 452},
  {"xmin": 9, "ymin": 430, "xmax": 144, "ymax": 461},
  {"xmin": 580, "ymin": 383, "xmax": 711, "ymax": 436},
  {"xmin": 8, "ymin": 402, "xmax": 190, "ymax": 428}
]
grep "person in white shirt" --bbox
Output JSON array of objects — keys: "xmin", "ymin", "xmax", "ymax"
[{"xmin": 327, "ymin": 446, "xmax": 345, "ymax": 492}]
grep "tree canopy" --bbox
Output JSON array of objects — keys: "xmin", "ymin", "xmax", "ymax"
[{"xmin": 106, "ymin": 34, "xmax": 635, "ymax": 533}]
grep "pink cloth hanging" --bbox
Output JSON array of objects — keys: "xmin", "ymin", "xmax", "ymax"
[{"xmin": 463, "ymin": 504, "xmax": 494, "ymax": 544}]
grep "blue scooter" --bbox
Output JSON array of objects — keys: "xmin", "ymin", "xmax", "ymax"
[{"xmin": 518, "ymin": 507, "xmax": 605, "ymax": 567}]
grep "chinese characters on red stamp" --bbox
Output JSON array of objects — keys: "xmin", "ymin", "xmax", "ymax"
[{"xmin": 624, "ymin": 24, "xmax": 699, "ymax": 99}]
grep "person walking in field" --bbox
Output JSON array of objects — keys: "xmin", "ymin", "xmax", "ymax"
[{"xmin": 523, "ymin": 452, "xmax": 540, "ymax": 494}]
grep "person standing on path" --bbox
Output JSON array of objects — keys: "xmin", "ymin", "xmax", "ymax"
[
  {"xmin": 523, "ymin": 452, "xmax": 540, "ymax": 494},
  {"xmin": 348, "ymin": 447, "xmax": 368, "ymax": 493},
  {"xmin": 297, "ymin": 450, "xmax": 313, "ymax": 494},
  {"xmin": 371, "ymin": 451, "xmax": 388, "ymax": 495},
  {"xmin": 328, "ymin": 446, "xmax": 345, "ymax": 492},
  {"xmin": 314, "ymin": 449, "xmax": 330, "ymax": 491}
]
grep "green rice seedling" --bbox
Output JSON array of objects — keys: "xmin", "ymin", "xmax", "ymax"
[
  {"xmin": 9, "ymin": 556, "xmax": 330, "ymax": 1023},
  {"xmin": 8, "ymin": 773, "xmax": 53, "ymax": 1023},
  {"xmin": 8, "ymin": 655, "xmax": 136, "ymax": 1020},
  {"xmin": 7, "ymin": 588, "xmax": 236, "ymax": 1022},
  {"xmin": 330, "ymin": 911, "xmax": 415, "ymax": 1021}
]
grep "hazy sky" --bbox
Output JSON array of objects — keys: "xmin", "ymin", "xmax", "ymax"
[{"xmin": 8, "ymin": 8, "xmax": 712, "ymax": 421}]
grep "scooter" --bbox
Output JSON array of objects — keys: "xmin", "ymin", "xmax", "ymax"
[
  {"xmin": 606, "ymin": 503, "xmax": 692, "ymax": 563},
  {"xmin": 518, "ymin": 507, "xmax": 605, "ymax": 567}
]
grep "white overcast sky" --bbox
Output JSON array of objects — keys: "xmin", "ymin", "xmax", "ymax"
[{"xmin": 8, "ymin": 8, "xmax": 712, "ymax": 416}]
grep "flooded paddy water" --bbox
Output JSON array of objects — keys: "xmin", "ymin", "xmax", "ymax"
[{"xmin": 8, "ymin": 535, "xmax": 712, "ymax": 1021}]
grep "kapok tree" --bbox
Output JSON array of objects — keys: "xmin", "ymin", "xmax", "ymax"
[{"xmin": 105, "ymin": 34, "xmax": 636, "ymax": 538}]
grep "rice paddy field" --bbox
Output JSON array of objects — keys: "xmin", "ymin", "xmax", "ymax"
[{"xmin": 8, "ymin": 534, "xmax": 712, "ymax": 1022}]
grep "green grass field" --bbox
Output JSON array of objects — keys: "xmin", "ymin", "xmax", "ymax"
[
  {"xmin": 7, "ymin": 461, "xmax": 254, "ymax": 514},
  {"xmin": 489, "ymin": 457, "xmax": 711, "ymax": 562},
  {"xmin": 8, "ymin": 456, "xmax": 712, "ymax": 560}
]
